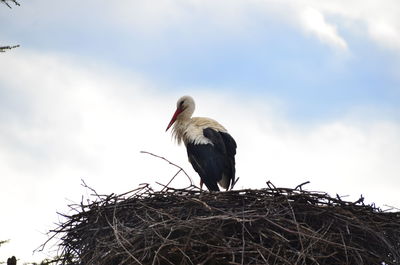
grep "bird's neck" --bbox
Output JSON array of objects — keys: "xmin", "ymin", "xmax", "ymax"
[{"xmin": 172, "ymin": 118, "xmax": 191, "ymax": 145}]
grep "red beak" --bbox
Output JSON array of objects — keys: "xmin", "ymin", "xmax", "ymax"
[{"xmin": 166, "ymin": 108, "xmax": 183, "ymax": 131}]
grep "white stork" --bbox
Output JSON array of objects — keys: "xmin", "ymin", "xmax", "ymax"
[{"xmin": 166, "ymin": 96, "xmax": 237, "ymax": 191}]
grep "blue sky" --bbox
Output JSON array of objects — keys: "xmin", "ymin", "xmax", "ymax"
[
  {"xmin": 3, "ymin": 1, "xmax": 400, "ymax": 122},
  {"xmin": 2, "ymin": 0, "xmax": 400, "ymax": 122},
  {"xmin": 1, "ymin": 0, "xmax": 400, "ymax": 263}
]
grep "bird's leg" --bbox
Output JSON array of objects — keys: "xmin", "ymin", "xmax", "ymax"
[{"xmin": 200, "ymin": 179, "xmax": 203, "ymax": 190}]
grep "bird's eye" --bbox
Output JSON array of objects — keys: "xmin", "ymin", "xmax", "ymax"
[{"xmin": 179, "ymin": 101, "xmax": 184, "ymax": 107}]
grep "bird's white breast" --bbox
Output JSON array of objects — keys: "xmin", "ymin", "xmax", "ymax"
[{"xmin": 183, "ymin": 117, "xmax": 227, "ymax": 146}]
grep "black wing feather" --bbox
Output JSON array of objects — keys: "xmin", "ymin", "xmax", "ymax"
[
  {"xmin": 186, "ymin": 128, "xmax": 237, "ymax": 191},
  {"xmin": 220, "ymin": 131, "xmax": 237, "ymax": 188},
  {"xmin": 187, "ymin": 143, "xmax": 222, "ymax": 191}
]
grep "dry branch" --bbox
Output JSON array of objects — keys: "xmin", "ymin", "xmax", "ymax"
[
  {"xmin": 1, "ymin": 0, "xmax": 19, "ymax": 8},
  {"xmin": 41, "ymin": 183, "xmax": 400, "ymax": 265},
  {"xmin": 140, "ymin": 151, "xmax": 194, "ymax": 189},
  {"xmin": 0, "ymin": 45, "xmax": 19, "ymax": 52}
]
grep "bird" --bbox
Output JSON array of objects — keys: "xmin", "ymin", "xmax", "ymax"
[{"xmin": 166, "ymin": 95, "xmax": 237, "ymax": 191}]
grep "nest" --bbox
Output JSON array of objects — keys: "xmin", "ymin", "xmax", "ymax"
[{"xmin": 42, "ymin": 181, "xmax": 400, "ymax": 265}]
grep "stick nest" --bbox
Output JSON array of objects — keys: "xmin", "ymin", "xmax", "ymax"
[{"xmin": 46, "ymin": 183, "xmax": 400, "ymax": 265}]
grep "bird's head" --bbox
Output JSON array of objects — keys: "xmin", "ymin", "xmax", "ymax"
[{"xmin": 166, "ymin": 95, "xmax": 195, "ymax": 131}]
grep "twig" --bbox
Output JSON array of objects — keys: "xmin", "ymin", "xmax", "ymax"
[
  {"xmin": 0, "ymin": 44, "xmax": 20, "ymax": 52},
  {"xmin": 231, "ymin": 177, "xmax": 240, "ymax": 189},
  {"xmin": 81, "ymin": 179, "xmax": 100, "ymax": 198},
  {"xmin": 240, "ymin": 198, "xmax": 245, "ymax": 265},
  {"xmin": 140, "ymin": 150, "xmax": 194, "ymax": 188},
  {"xmin": 1, "ymin": 0, "xmax": 20, "ymax": 8},
  {"xmin": 109, "ymin": 203, "xmax": 143, "ymax": 265},
  {"xmin": 160, "ymin": 168, "xmax": 182, "ymax": 191},
  {"xmin": 294, "ymin": 181, "xmax": 310, "ymax": 191}
]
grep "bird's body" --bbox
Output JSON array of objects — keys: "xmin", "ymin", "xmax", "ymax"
[{"xmin": 166, "ymin": 96, "xmax": 237, "ymax": 191}]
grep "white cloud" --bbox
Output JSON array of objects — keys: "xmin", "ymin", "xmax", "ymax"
[
  {"xmin": 106, "ymin": 0, "xmax": 400, "ymax": 52},
  {"xmin": 368, "ymin": 20, "xmax": 400, "ymax": 51},
  {"xmin": 295, "ymin": 0, "xmax": 400, "ymax": 52},
  {"xmin": 6, "ymin": 0, "xmax": 400, "ymax": 54},
  {"xmin": 0, "ymin": 50, "xmax": 399, "ymax": 263},
  {"xmin": 299, "ymin": 7, "xmax": 347, "ymax": 50}
]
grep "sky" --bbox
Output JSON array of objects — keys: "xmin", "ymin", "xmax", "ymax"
[{"xmin": 1, "ymin": 0, "xmax": 400, "ymax": 263}]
